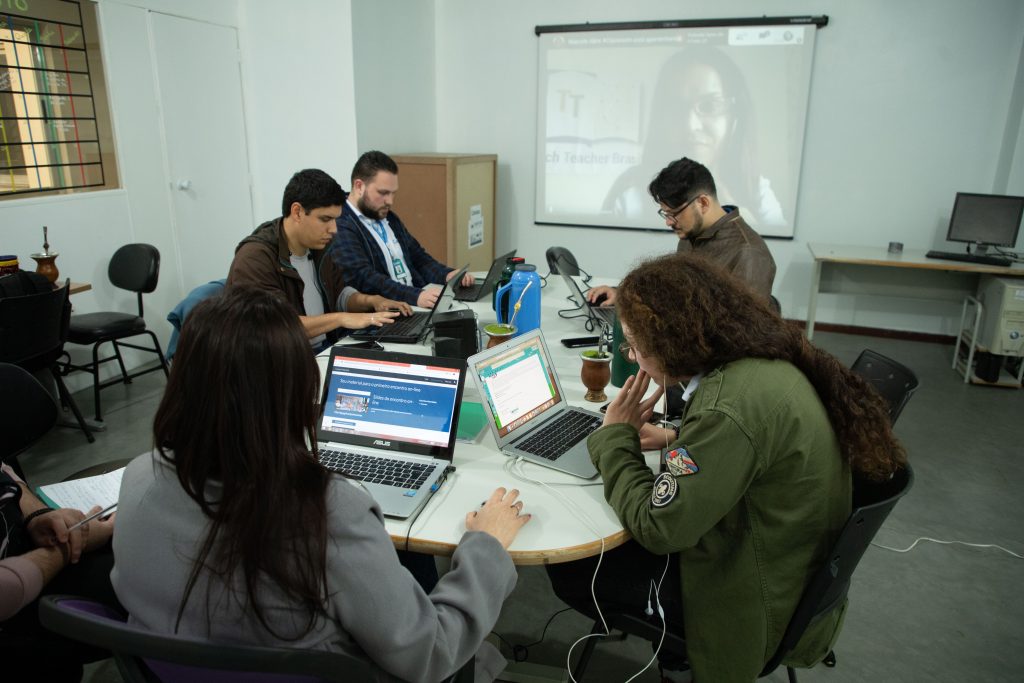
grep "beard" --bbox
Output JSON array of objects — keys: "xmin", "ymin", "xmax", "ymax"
[{"xmin": 357, "ymin": 195, "xmax": 388, "ymax": 220}]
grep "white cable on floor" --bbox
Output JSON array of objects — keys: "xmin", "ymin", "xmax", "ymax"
[{"xmin": 872, "ymin": 537, "xmax": 1023, "ymax": 559}]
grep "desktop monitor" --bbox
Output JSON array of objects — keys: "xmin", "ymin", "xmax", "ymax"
[{"xmin": 946, "ymin": 192, "xmax": 1024, "ymax": 254}]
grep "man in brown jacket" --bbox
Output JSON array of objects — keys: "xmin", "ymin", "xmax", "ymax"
[
  {"xmin": 228, "ymin": 169, "xmax": 410, "ymax": 351},
  {"xmin": 587, "ymin": 157, "xmax": 776, "ymax": 306}
]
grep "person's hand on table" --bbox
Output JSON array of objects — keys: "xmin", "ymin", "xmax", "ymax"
[
  {"xmin": 466, "ymin": 487, "xmax": 531, "ymax": 549},
  {"xmin": 586, "ymin": 285, "xmax": 617, "ymax": 307},
  {"xmin": 344, "ymin": 310, "xmax": 400, "ymax": 329},
  {"xmin": 26, "ymin": 507, "xmax": 89, "ymax": 564},
  {"xmin": 417, "ymin": 287, "xmax": 440, "ymax": 309},
  {"xmin": 603, "ymin": 369, "xmax": 664, "ymax": 433},
  {"xmin": 371, "ymin": 296, "xmax": 413, "ymax": 316}
]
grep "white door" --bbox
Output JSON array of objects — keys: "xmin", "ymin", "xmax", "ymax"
[{"xmin": 149, "ymin": 13, "xmax": 253, "ymax": 292}]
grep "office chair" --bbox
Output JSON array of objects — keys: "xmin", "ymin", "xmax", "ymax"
[
  {"xmin": 0, "ymin": 281, "xmax": 94, "ymax": 445},
  {"xmin": 166, "ymin": 279, "xmax": 226, "ymax": 361},
  {"xmin": 64, "ymin": 244, "xmax": 170, "ymax": 421},
  {"xmin": 546, "ymin": 246, "xmax": 580, "ymax": 276},
  {"xmin": 0, "ymin": 363, "xmax": 59, "ymax": 478},
  {"xmin": 850, "ymin": 349, "xmax": 919, "ymax": 424},
  {"xmin": 567, "ymin": 464, "xmax": 915, "ymax": 682},
  {"xmin": 40, "ymin": 595, "xmax": 476, "ymax": 683}
]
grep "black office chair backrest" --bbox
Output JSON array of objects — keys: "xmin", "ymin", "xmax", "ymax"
[
  {"xmin": 40, "ymin": 595, "xmax": 376, "ymax": 683},
  {"xmin": 850, "ymin": 349, "xmax": 919, "ymax": 423},
  {"xmin": 0, "ymin": 280, "xmax": 70, "ymax": 368},
  {"xmin": 760, "ymin": 464, "xmax": 914, "ymax": 676},
  {"xmin": 546, "ymin": 246, "xmax": 580, "ymax": 276},
  {"xmin": 0, "ymin": 363, "xmax": 59, "ymax": 463},
  {"xmin": 109, "ymin": 244, "xmax": 160, "ymax": 295}
]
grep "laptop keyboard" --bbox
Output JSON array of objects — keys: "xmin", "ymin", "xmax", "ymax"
[
  {"xmin": 513, "ymin": 410, "xmax": 603, "ymax": 460},
  {"xmin": 318, "ymin": 449, "xmax": 432, "ymax": 489},
  {"xmin": 353, "ymin": 312, "xmax": 426, "ymax": 338}
]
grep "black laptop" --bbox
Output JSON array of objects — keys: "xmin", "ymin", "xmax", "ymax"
[
  {"xmin": 454, "ymin": 250, "xmax": 516, "ymax": 302},
  {"xmin": 348, "ymin": 265, "xmax": 468, "ymax": 344}
]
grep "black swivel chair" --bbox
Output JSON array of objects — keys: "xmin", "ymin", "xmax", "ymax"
[
  {"xmin": 0, "ymin": 363, "xmax": 60, "ymax": 478},
  {"xmin": 0, "ymin": 282, "xmax": 94, "ymax": 446},
  {"xmin": 40, "ymin": 595, "xmax": 475, "ymax": 683},
  {"xmin": 546, "ymin": 246, "xmax": 581, "ymax": 276},
  {"xmin": 850, "ymin": 349, "xmax": 919, "ymax": 424},
  {"xmin": 64, "ymin": 244, "xmax": 170, "ymax": 421},
  {"xmin": 567, "ymin": 465, "xmax": 915, "ymax": 682}
]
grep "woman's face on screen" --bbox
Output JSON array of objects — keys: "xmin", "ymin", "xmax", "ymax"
[{"xmin": 674, "ymin": 63, "xmax": 733, "ymax": 167}]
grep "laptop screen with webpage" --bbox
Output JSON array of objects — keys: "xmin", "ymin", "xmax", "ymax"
[
  {"xmin": 318, "ymin": 349, "xmax": 463, "ymax": 457},
  {"xmin": 472, "ymin": 331, "xmax": 564, "ymax": 439}
]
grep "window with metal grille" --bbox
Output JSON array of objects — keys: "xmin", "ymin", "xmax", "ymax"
[{"xmin": 0, "ymin": 0, "xmax": 118, "ymax": 198}]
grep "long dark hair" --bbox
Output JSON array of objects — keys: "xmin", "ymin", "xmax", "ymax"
[
  {"xmin": 642, "ymin": 47, "xmax": 760, "ymax": 213},
  {"xmin": 618, "ymin": 254, "xmax": 906, "ymax": 481},
  {"xmin": 153, "ymin": 285, "xmax": 330, "ymax": 638}
]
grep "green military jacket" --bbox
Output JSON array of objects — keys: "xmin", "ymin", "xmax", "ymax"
[{"xmin": 588, "ymin": 358, "xmax": 851, "ymax": 682}]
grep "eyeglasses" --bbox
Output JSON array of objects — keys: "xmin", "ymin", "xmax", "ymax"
[
  {"xmin": 618, "ymin": 341, "xmax": 635, "ymax": 360},
  {"xmin": 657, "ymin": 195, "xmax": 700, "ymax": 222},
  {"xmin": 688, "ymin": 95, "xmax": 734, "ymax": 118}
]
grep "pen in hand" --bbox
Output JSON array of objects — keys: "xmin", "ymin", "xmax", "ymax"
[{"xmin": 66, "ymin": 503, "xmax": 117, "ymax": 532}]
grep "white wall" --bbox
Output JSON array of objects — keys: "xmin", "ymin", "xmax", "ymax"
[
  {"xmin": 425, "ymin": 0, "xmax": 1024, "ymax": 335},
  {"xmin": 238, "ymin": 0, "xmax": 358, "ymax": 220},
  {"xmin": 351, "ymin": 0, "xmax": 437, "ymax": 156},
  {"xmin": 0, "ymin": 0, "xmax": 360, "ymax": 389}
]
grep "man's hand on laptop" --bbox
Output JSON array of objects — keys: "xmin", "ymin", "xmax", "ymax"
[
  {"xmin": 446, "ymin": 269, "xmax": 475, "ymax": 288},
  {"xmin": 342, "ymin": 310, "xmax": 400, "ymax": 329},
  {"xmin": 370, "ymin": 296, "xmax": 413, "ymax": 316},
  {"xmin": 466, "ymin": 487, "xmax": 531, "ymax": 549},
  {"xmin": 586, "ymin": 285, "xmax": 617, "ymax": 307},
  {"xmin": 417, "ymin": 287, "xmax": 441, "ymax": 309}
]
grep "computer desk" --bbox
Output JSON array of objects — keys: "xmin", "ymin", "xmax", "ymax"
[
  {"xmin": 316, "ymin": 275, "xmax": 653, "ymax": 566},
  {"xmin": 806, "ymin": 243, "xmax": 1024, "ymax": 340}
]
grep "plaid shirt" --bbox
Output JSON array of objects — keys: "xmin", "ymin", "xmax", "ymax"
[{"xmin": 329, "ymin": 200, "xmax": 452, "ymax": 305}]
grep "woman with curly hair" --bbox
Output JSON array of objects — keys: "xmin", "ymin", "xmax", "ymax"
[{"xmin": 549, "ymin": 253, "xmax": 905, "ymax": 681}]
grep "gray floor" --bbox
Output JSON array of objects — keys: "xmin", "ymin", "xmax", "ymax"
[{"xmin": 18, "ymin": 332, "xmax": 1024, "ymax": 682}]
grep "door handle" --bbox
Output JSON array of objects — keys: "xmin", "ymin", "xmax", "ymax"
[{"xmin": 176, "ymin": 179, "xmax": 192, "ymax": 191}]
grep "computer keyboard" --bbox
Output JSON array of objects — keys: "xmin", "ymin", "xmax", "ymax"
[
  {"xmin": 514, "ymin": 410, "xmax": 603, "ymax": 460},
  {"xmin": 318, "ymin": 449, "xmax": 431, "ymax": 488},
  {"xmin": 925, "ymin": 250, "xmax": 1012, "ymax": 267},
  {"xmin": 353, "ymin": 312, "xmax": 426, "ymax": 338}
]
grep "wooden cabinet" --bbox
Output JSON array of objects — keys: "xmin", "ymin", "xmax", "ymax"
[{"xmin": 390, "ymin": 154, "xmax": 497, "ymax": 273}]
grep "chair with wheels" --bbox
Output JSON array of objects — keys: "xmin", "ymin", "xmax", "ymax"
[
  {"xmin": 546, "ymin": 246, "xmax": 580, "ymax": 276},
  {"xmin": 40, "ymin": 594, "xmax": 474, "ymax": 683},
  {"xmin": 0, "ymin": 281, "xmax": 94, "ymax": 446},
  {"xmin": 850, "ymin": 349, "xmax": 919, "ymax": 423},
  {"xmin": 64, "ymin": 244, "xmax": 170, "ymax": 421},
  {"xmin": 566, "ymin": 464, "xmax": 915, "ymax": 682},
  {"xmin": 0, "ymin": 363, "xmax": 60, "ymax": 478}
]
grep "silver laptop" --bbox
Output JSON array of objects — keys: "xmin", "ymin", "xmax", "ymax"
[
  {"xmin": 317, "ymin": 345, "xmax": 467, "ymax": 518},
  {"xmin": 561, "ymin": 272, "xmax": 616, "ymax": 331},
  {"xmin": 467, "ymin": 329, "xmax": 600, "ymax": 478}
]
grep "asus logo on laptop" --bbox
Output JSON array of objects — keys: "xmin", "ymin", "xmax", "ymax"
[{"xmin": 373, "ymin": 439, "xmax": 392, "ymax": 447}]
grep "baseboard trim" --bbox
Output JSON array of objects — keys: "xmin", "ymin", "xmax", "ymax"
[{"xmin": 788, "ymin": 320, "xmax": 956, "ymax": 345}]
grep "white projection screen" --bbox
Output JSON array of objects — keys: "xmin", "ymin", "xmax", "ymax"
[{"xmin": 535, "ymin": 17, "xmax": 824, "ymax": 238}]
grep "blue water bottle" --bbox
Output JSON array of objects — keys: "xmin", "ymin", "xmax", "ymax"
[{"xmin": 495, "ymin": 264, "xmax": 541, "ymax": 336}]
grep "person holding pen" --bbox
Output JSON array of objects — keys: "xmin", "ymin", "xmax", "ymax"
[
  {"xmin": 112, "ymin": 285, "xmax": 531, "ymax": 682},
  {"xmin": 0, "ymin": 459, "xmax": 117, "ymax": 681}
]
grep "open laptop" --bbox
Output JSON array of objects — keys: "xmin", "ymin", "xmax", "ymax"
[
  {"xmin": 467, "ymin": 329, "xmax": 600, "ymax": 478},
  {"xmin": 316, "ymin": 345, "xmax": 467, "ymax": 518},
  {"xmin": 454, "ymin": 250, "xmax": 516, "ymax": 301},
  {"xmin": 561, "ymin": 271, "xmax": 616, "ymax": 331},
  {"xmin": 349, "ymin": 264, "xmax": 468, "ymax": 343}
]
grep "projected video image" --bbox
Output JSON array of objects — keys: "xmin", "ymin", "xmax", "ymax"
[{"xmin": 536, "ymin": 25, "xmax": 817, "ymax": 237}]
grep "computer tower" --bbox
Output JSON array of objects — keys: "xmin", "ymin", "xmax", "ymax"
[{"xmin": 976, "ymin": 276, "xmax": 1024, "ymax": 357}]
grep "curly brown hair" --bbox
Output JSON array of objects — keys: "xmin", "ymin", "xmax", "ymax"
[{"xmin": 617, "ymin": 253, "xmax": 906, "ymax": 481}]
